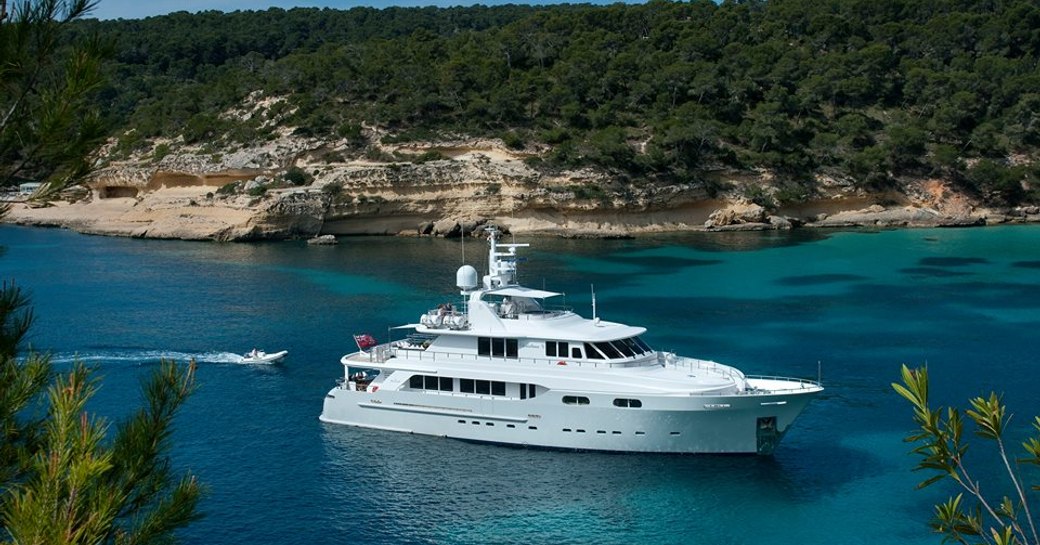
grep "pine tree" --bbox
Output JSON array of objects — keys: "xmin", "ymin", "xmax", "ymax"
[
  {"xmin": 0, "ymin": 0, "xmax": 107, "ymax": 198},
  {"xmin": 2, "ymin": 5, "xmax": 201, "ymax": 539},
  {"xmin": 0, "ymin": 282, "xmax": 203, "ymax": 545}
]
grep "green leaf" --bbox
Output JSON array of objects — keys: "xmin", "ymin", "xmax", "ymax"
[{"xmin": 966, "ymin": 393, "xmax": 1006, "ymax": 441}]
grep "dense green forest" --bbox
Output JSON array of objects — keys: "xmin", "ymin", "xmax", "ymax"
[{"xmin": 72, "ymin": 0, "xmax": 1040, "ymax": 205}]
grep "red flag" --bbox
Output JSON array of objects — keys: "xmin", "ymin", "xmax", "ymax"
[{"xmin": 354, "ymin": 333, "xmax": 377, "ymax": 350}]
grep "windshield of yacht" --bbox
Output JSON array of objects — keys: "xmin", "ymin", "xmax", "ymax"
[
  {"xmin": 513, "ymin": 297, "xmax": 542, "ymax": 312},
  {"xmin": 492, "ymin": 296, "xmax": 544, "ymax": 313},
  {"xmin": 582, "ymin": 336, "xmax": 655, "ymax": 360}
]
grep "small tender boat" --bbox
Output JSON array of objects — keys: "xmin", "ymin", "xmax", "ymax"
[{"xmin": 241, "ymin": 349, "xmax": 288, "ymax": 364}]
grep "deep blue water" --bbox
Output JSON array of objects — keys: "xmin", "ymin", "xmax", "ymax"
[{"xmin": 3, "ymin": 224, "xmax": 1040, "ymax": 545}]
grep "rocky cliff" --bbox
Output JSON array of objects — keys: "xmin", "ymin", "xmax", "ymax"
[{"xmin": 6, "ymin": 127, "xmax": 1036, "ymax": 241}]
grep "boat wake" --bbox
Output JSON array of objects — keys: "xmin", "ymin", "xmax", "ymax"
[{"xmin": 48, "ymin": 349, "xmax": 247, "ymax": 366}]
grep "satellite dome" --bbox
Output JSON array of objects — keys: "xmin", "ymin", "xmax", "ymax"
[{"xmin": 456, "ymin": 265, "xmax": 479, "ymax": 290}]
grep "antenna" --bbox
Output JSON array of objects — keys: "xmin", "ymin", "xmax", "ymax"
[
  {"xmin": 461, "ymin": 225, "xmax": 465, "ymax": 263},
  {"xmin": 591, "ymin": 284, "xmax": 597, "ymax": 320}
]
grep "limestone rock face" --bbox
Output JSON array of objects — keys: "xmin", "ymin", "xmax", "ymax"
[
  {"xmin": 704, "ymin": 201, "xmax": 768, "ymax": 229},
  {"xmin": 814, "ymin": 205, "xmax": 943, "ymax": 227},
  {"xmin": 767, "ymin": 215, "xmax": 793, "ymax": 230},
  {"xmin": 1, "ymin": 127, "xmax": 1022, "ymax": 240}
]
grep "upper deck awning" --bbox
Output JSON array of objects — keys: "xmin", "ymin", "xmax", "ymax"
[{"xmin": 485, "ymin": 286, "xmax": 561, "ymax": 299}]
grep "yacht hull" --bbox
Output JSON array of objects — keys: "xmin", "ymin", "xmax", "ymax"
[{"xmin": 320, "ymin": 380, "xmax": 818, "ymax": 454}]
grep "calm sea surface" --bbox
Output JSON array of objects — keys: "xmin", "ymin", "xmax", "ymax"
[{"xmin": 3, "ymin": 224, "xmax": 1040, "ymax": 545}]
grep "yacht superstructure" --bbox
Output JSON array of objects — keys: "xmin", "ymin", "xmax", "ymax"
[{"xmin": 320, "ymin": 227, "xmax": 822, "ymax": 454}]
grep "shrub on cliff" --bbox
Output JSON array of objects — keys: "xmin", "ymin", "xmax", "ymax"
[
  {"xmin": 152, "ymin": 143, "xmax": 171, "ymax": 162},
  {"xmin": 283, "ymin": 166, "xmax": 313, "ymax": 186},
  {"xmin": 964, "ymin": 160, "xmax": 1035, "ymax": 206},
  {"xmin": 216, "ymin": 181, "xmax": 239, "ymax": 196}
]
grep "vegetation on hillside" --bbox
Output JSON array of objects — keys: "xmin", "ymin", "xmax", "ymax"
[{"xmin": 70, "ymin": 0, "xmax": 1040, "ymax": 206}]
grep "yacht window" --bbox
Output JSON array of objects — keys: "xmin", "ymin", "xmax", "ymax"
[
  {"xmin": 424, "ymin": 376, "xmax": 439, "ymax": 390},
  {"xmin": 563, "ymin": 396, "xmax": 591, "ymax": 405},
  {"xmin": 634, "ymin": 336, "xmax": 653, "ymax": 353},
  {"xmin": 460, "ymin": 379, "xmax": 475, "ymax": 393},
  {"xmin": 571, "ymin": 347, "xmax": 582, "ymax": 359},
  {"xmin": 613, "ymin": 398, "xmax": 643, "ymax": 408},
  {"xmin": 481, "ymin": 337, "xmax": 519, "ymax": 359},
  {"xmin": 528, "ymin": 384, "xmax": 536, "ymax": 398},
  {"xmin": 439, "ymin": 377, "xmax": 453, "ymax": 392},
  {"xmin": 546, "ymin": 341, "xmax": 570, "ymax": 358},
  {"xmin": 520, "ymin": 383, "xmax": 527, "ymax": 399},
  {"xmin": 409, "ymin": 375, "xmax": 423, "ymax": 389},
  {"xmin": 611, "ymin": 340, "xmax": 635, "ymax": 358},
  {"xmin": 621, "ymin": 337, "xmax": 644, "ymax": 355},
  {"xmin": 594, "ymin": 341, "xmax": 623, "ymax": 359},
  {"xmin": 583, "ymin": 343, "xmax": 604, "ymax": 360},
  {"xmin": 476, "ymin": 380, "xmax": 491, "ymax": 395},
  {"xmin": 492, "ymin": 381, "xmax": 506, "ymax": 396}
]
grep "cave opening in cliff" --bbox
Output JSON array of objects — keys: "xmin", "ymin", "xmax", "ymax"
[{"xmin": 98, "ymin": 186, "xmax": 139, "ymax": 199}]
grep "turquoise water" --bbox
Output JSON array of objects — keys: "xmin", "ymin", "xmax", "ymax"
[{"xmin": 2, "ymin": 224, "xmax": 1039, "ymax": 545}]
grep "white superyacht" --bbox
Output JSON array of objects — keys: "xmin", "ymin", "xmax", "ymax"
[{"xmin": 320, "ymin": 227, "xmax": 822, "ymax": 454}]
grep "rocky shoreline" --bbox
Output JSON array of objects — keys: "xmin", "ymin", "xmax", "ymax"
[
  {"xmin": 5, "ymin": 131, "xmax": 1037, "ymax": 242},
  {"xmin": 8, "ymin": 184, "xmax": 1037, "ymax": 242}
]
